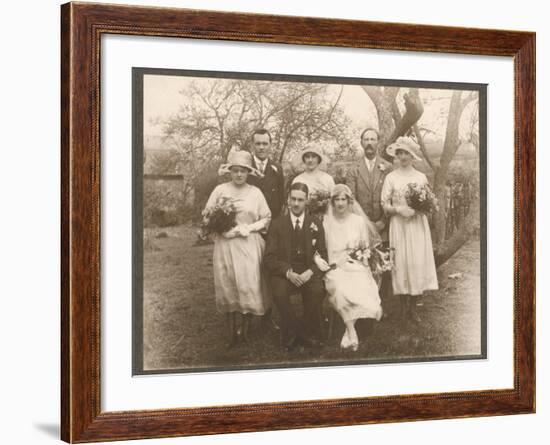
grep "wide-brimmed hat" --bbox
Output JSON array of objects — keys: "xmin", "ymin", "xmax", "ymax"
[
  {"xmin": 300, "ymin": 145, "xmax": 327, "ymax": 164},
  {"xmin": 218, "ymin": 150, "xmax": 263, "ymax": 177},
  {"xmin": 386, "ymin": 136, "xmax": 422, "ymax": 161}
]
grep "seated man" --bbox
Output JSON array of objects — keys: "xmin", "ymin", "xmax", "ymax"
[{"xmin": 264, "ymin": 182, "xmax": 328, "ymax": 351}]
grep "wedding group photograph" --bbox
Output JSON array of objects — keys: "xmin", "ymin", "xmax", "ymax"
[{"xmin": 133, "ymin": 69, "xmax": 486, "ymax": 374}]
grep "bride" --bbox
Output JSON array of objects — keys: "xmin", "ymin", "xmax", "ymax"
[{"xmin": 316, "ymin": 184, "xmax": 383, "ymax": 351}]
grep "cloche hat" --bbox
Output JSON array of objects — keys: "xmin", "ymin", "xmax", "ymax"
[
  {"xmin": 386, "ymin": 136, "xmax": 422, "ymax": 161},
  {"xmin": 218, "ymin": 150, "xmax": 263, "ymax": 177}
]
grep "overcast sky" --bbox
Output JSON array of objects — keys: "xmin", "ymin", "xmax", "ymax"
[{"xmin": 143, "ymin": 74, "xmax": 478, "ymax": 145}]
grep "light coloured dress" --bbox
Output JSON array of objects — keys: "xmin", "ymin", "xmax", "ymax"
[
  {"xmin": 203, "ymin": 182, "xmax": 272, "ymax": 315},
  {"xmin": 323, "ymin": 212, "xmax": 383, "ymax": 322},
  {"xmin": 292, "ymin": 169, "xmax": 335, "ymax": 196},
  {"xmin": 381, "ymin": 168, "xmax": 439, "ymax": 295}
]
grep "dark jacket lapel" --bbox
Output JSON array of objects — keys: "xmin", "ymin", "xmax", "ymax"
[{"xmin": 303, "ymin": 214, "xmax": 313, "ymax": 260}]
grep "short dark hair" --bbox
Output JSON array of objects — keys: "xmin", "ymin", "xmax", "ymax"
[
  {"xmin": 360, "ymin": 127, "xmax": 380, "ymax": 141},
  {"xmin": 289, "ymin": 181, "xmax": 309, "ymax": 198},
  {"xmin": 252, "ymin": 128, "xmax": 272, "ymax": 144}
]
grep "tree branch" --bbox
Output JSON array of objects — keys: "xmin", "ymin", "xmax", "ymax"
[
  {"xmin": 460, "ymin": 91, "xmax": 478, "ymax": 112},
  {"xmin": 385, "ymin": 86, "xmax": 402, "ymax": 124},
  {"xmin": 413, "ymin": 123, "xmax": 437, "ymax": 172}
]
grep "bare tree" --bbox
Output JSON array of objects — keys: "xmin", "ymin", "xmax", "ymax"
[
  {"xmin": 155, "ymin": 79, "xmax": 355, "ymax": 219},
  {"xmin": 159, "ymin": 79, "xmax": 354, "ymax": 176}
]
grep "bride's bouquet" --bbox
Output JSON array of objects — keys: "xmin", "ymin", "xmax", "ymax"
[
  {"xmin": 405, "ymin": 182, "xmax": 439, "ymax": 214},
  {"xmin": 306, "ymin": 191, "xmax": 331, "ymax": 218},
  {"xmin": 314, "ymin": 240, "xmax": 395, "ymax": 276},
  {"xmin": 347, "ymin": 241, "xmax": 372, "ymax": 268},
  {"xmin": 340, "ymin": 241, "xmax": 396, "ymax": 276},
  {"xmin": 368, "ymin": 242, "xmax": 395, "ymax": 276},
  {"xmin": 198, "ymin": 196, "xmax": 238, "ymax": 241}
]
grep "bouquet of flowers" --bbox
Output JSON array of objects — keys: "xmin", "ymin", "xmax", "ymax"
[
  {"xmin": 198, "ymin": 196, "xmax": 238, "ymax": 240},
  {"xmin": 346, "ymin": 241, "xmax": 372, "ymax": 268},
  {"xmin": 306, "ymin": 191, "xmax": 331, "ymax": 218},
  {"xmin": 368, "ymin": 242, "xmax": 395, "ymax": 276},
  {"xmin": 405, "ymin": 182, "xmax": 439, "ymax": 214},
  {"xmin": 315, "ymin": 241, "xmax": 395, "ymax": 276}
]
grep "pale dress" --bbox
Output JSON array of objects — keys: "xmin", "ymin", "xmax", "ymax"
[
  {"xmin": 323, "ymin": 213, "xmax": 383, "ymax": 322},
  {"xmin": 204, "ymin": 182, "xmax": 272, "ymax": 315},
  {"xmin": 292, "ymin": 170, "xmax": 335, "ymax": 197},
  {"xmin": 381, "ymin": 168, "xmax": 439, "ymax": 295}
]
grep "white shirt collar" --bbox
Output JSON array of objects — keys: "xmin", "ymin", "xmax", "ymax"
[
  {"xmin": 254, "ymin": 156, "xmax": 268, "ymax": 170},
  {"xmin": 364, "ymin": 156, "xmax": 376, "ymax": 171},
  {"xmin": 290, "ymin": 212, "xmax": 305, "ymax": 228}
]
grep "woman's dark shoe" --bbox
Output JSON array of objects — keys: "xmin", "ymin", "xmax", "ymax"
[
  {"xmin": 283, "ymin": 335, "xmax": 298, "ymax": 352},
  {"xmin": 408, "ymin": 297, "xmax": 422, "ymax": 324}
]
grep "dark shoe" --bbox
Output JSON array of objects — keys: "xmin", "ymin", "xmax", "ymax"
[
  {"xmin": 409, "ymin": 309, "xmax": 421, "ymax": 324},
  {"xmin": 263, "ymin": 314, "xmax": 280, "ymax": 331},
  {"xmin": 408, "ymin": 296, "xmax": 422, "ymax": 323},
  {"xmin": 283, "ymin": 335, "xmax": 298, "ymax": 352}
]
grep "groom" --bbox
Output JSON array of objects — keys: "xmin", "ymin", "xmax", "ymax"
[{"xmin": 264, "ymin": 182, "xmax": 328, "ymax": 351}]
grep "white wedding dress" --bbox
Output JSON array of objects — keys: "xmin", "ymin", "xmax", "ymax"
[{"xmin": 323, "ymin": 211, "xmax": 383, "ymax": 348}]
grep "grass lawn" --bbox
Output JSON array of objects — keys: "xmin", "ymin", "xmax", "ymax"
[{"xmin": 142, "ymin": 224, "xmax": 483, "ymax": 373}]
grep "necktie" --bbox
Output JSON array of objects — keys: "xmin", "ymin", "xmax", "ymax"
[{"xmin": 293, "ymin": 217, "xmax": 302, "ymax": 256}]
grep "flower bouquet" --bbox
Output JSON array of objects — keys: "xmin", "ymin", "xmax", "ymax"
[
  {"xmin": 368, "ymin": 242, "xmax": 395, "ymax": 276},
  {"xmin": 405, "ymin": 182, "xmax": 439, "ymax": 214},
  {"xmin": 315, "ymin": 241, "xmax": 395, "ymax": 276},
  {"xmin": 347, "ymin": 241, "xmax": 372, "ymax": 268},
  {"xmin": 306, "ymin": 191, "xmax": 331, "ymax": 218},
  {"xmin": 198, "ymin": 196, "xmax": 238, "ymax": 241}
]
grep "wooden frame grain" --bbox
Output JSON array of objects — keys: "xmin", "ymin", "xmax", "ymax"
[{"xmin": 60, "ymin": 2, "xmax": 536, "ymax": 442}]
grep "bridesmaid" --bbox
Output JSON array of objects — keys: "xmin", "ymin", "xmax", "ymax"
[
  {"xmin": 203, "ymin": 150, "xmax": 272, "ymax": 346},
  {"xmin": 292, "ymin": 146, "xmax": 335, "ymax": 196},
  {"xmin": 381, "ymin": 137, "xmax": 438, "ymax": 323}
]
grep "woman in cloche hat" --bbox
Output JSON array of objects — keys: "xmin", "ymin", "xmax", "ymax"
[
  {"xmin": 381, "ymin": 137, "xmax": 439, "ymax": 323},
  {"xmin": 204, "ymin": 150, "xmax": 272, "ymax": 346},
  {"xmin": 291, "ymin": 145, "xmax": 335, "ymax": 197}
]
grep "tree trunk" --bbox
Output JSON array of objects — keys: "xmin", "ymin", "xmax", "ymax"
[
  {"xmin": 361, "ymin": 86, "xmax": 395, "ymax": 144},
  {"xmin": 432, "ymin": 91, "xmax": 464, "ymax": 245},
  {"xmin": 434, "ymin": 198, "xmax": 479, "ymax": 266}
]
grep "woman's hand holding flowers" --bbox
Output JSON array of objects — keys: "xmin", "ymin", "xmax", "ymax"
[
  {"xmin": 393, "ymin": 204, "xmax": 415, "ymax": 218},
  {"xmin": 222, "ymin": 227, "xmax": 239, "ymax": 239},
  {"xmin": 235, "ymin": 224, "xmax": 251, "ymax": 237}
]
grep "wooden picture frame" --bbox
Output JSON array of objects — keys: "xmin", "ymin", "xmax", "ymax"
[{"xmin": 61, "ymin": 2, "xmax": 535, "ymax": 442}]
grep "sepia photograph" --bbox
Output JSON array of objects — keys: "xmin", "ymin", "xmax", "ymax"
[{"xmin": 132, "ymin": 68, "xmax": 486, "ymax": 375}]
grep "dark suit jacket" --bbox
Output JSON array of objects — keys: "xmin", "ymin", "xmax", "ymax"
[
  {"xmin": 247, "ymin": 157, "xmax": 285, "ymax": 219},
  {"xmin": 264, "ymin": 212, "xmax": 328, "ymax": 278},
  {"xmin": 346, "ymin": 156, "xmax": 392, "ymax": 223}
]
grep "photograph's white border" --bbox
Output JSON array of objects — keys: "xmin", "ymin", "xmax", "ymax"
[{"xmin": 101, "ymin": 34, "xmax": 514, "ymax": 411}]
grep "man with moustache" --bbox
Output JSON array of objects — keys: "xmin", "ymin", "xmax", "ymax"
[
  {"xmin": 346, "ymin": 128, "xmax": 393, "ymax": 317},
  {"xmin": 247, "ymin": 128, "xmax": 285, "ymax": 220}
]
